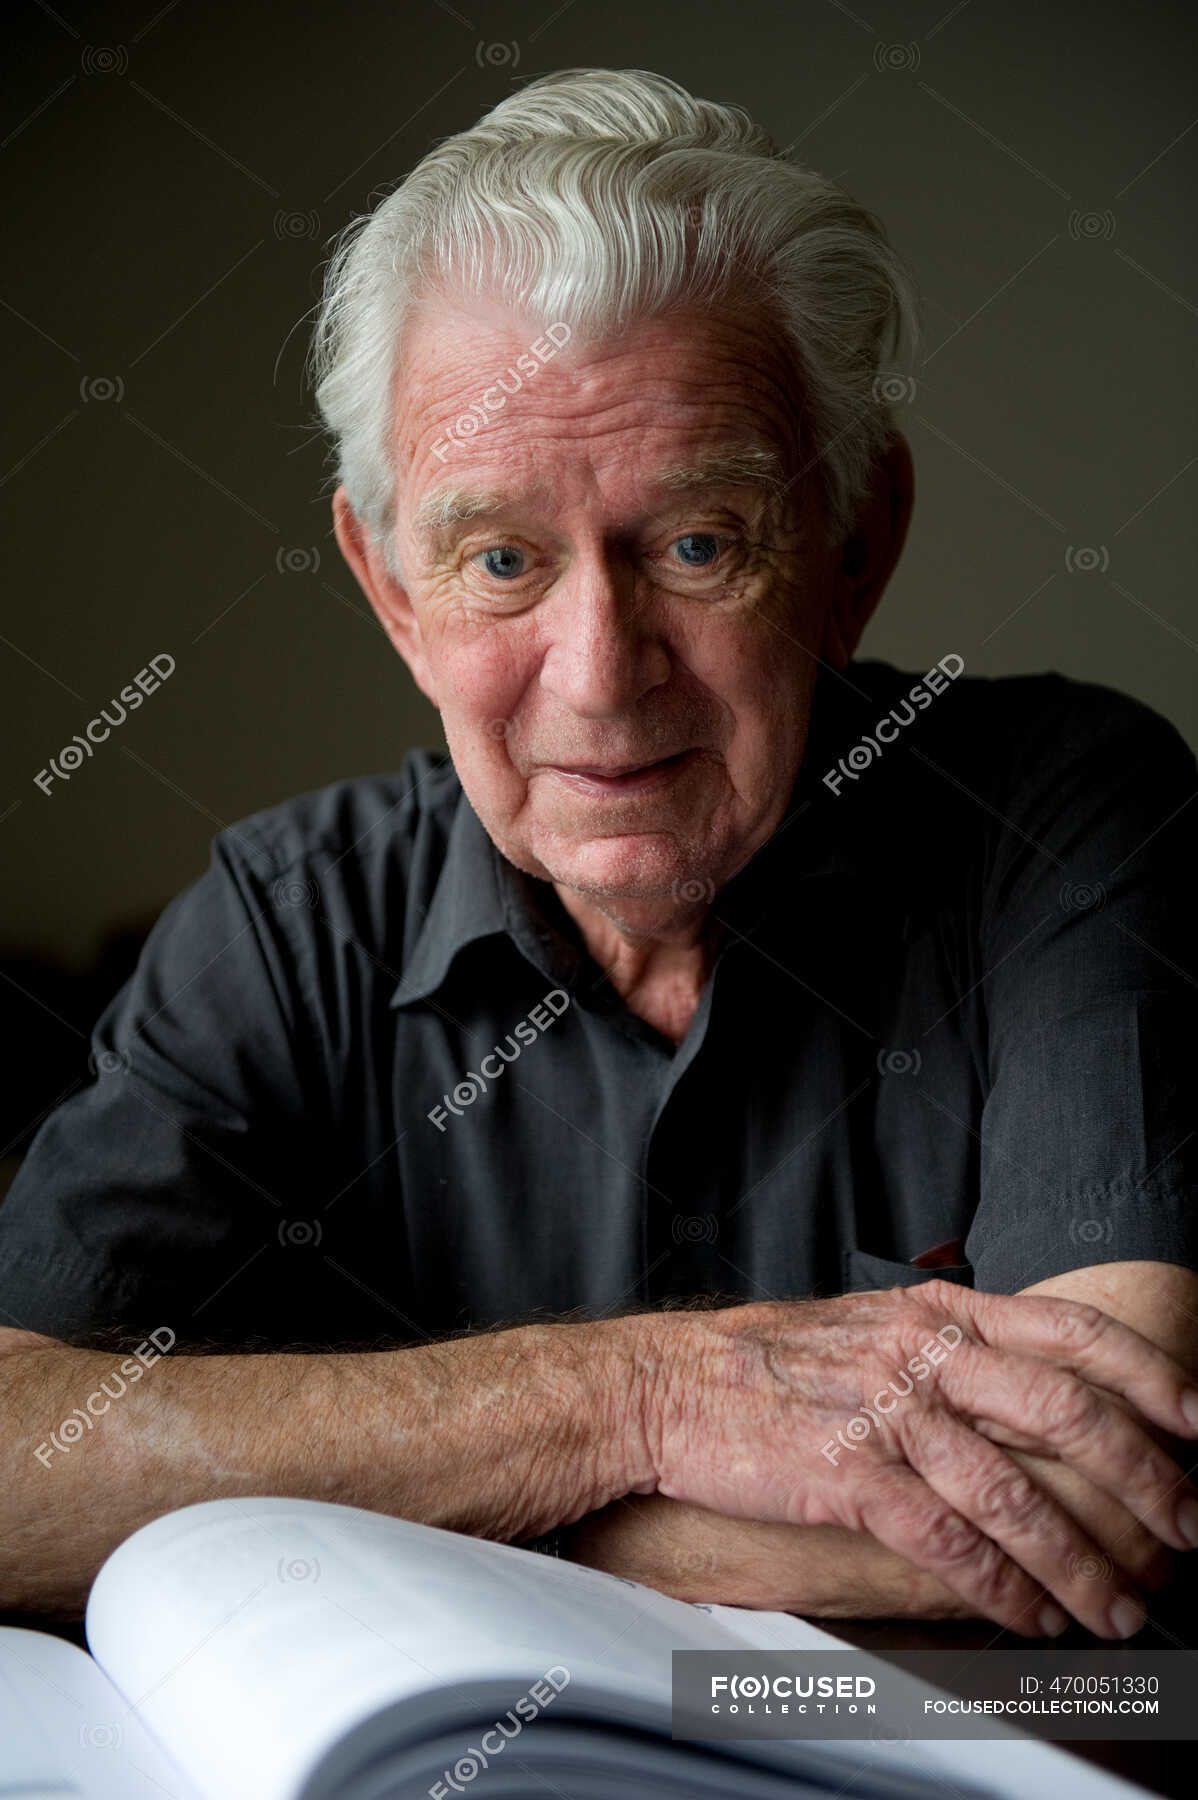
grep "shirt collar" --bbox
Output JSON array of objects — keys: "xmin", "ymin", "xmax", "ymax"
[
  {"xmin": 389, "ymin": 791, "xmax": 529, "ymax": 1008},
  {"xmin": 389, "ymin": 663, "xmax": 865, "ymax": 1010}
]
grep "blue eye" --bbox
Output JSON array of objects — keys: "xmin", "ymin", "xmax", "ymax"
[
  {"xmin": 475, "ymin": 545, "xmax": 526, "ymax": 580},
  {"xmin": 672, "ymin": 533, "xmax": 722, "ymax": 567}
]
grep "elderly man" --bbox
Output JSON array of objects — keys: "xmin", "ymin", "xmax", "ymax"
[{"xmin": 2, "ymin": 68, "xmax": 1196, "ymax": 1645}]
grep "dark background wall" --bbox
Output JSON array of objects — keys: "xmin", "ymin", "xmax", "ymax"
[{"xmin": 3, "ymin": 0, "xmax": 1194, "ymax": 976}]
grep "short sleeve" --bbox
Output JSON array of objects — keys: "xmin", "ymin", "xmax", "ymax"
[
  {"xmin": 0, "ymin": 831, "xmax": 334, "ymax": 1346},
  {"xmin": 964, "ymin": 684, "xmax": 1198, "ymax": 1293}
]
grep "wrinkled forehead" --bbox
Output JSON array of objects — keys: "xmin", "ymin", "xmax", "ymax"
[{"xmin": 389, "ymin": 290, "xmax": 810, "ymax": 533}]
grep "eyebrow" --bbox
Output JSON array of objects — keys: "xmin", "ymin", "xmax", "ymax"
[{"xmin": 411, "ymin": 443, "xmax": 788, "ymax": 551}]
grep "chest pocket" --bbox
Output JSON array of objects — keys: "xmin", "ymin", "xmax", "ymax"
[{"xmin": 844, "ymin": 1248, "xmax": 973, "ymax": 1293}]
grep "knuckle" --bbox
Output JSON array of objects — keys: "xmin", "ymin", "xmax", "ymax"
[
  {"xmin": 921, "ymin": 1505, "xmax": 985, "ymax": 1569},
  {"xmin": 1037, "ymin": 1374, "xmax": 1100, "ymax": 1443},
  {"xmin": 1048, "ymin": 1299, "xmax": 1107, "ymax": 1352},
  {"xmin": 907, "ymin": 1276, "xmax": 961, "ymax": 1315},
  {"xmin": 972, "ymin": 1467, "xmax": 1045, "ymax": 1533}
]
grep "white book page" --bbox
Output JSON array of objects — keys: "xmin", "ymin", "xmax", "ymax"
[
  {"xmin": 693, "ymin": 1602, "xmax": 1151, "ymax": 1800},
  {"xmin": 0, "ymin": 1624, "xmax": 205, "ymax": 1800},
  {"xmin": 84, "ymin": 1496, "xmax": 938, "ymax": 1800},
  {"xmin": 85, "ymin": 1496, "xmax": 1149, "ymax": 1800}
]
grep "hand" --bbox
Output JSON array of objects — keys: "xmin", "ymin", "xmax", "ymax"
[
  {"xmin": 566, "ymin": 1453, "xmax": 1173, "ymax": 1619},
  {"xmin": 640, "ymin": 1281, "xmax": 1198, "ymax": 1637}
]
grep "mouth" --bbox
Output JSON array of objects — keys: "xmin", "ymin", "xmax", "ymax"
[{"xmin": 543, "ymin": 748, "xmax": 699, "ymax": 796}]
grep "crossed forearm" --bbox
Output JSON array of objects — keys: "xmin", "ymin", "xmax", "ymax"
[
  {"xmin": 0, "ymin": 1316, "xmax": 652, "ymax": 1617},
  {"xmin": 567, "ymin": 1489, "xmax": 976, "ymax": 1616},
  {"xmin": 564, "ymin": 1448, "xmax": 1174, "ymax": 1619}
]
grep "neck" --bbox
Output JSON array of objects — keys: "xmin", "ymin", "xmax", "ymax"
[{"xmin": 553, "ymin": 887, "xmax": 718, "ymax": 1046}]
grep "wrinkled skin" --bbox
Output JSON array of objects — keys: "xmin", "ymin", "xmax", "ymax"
[
  {"xmin": 643, "ymin": 1280, "xmax": 1198, "ymax": 1637},
  {"xmin": 334, "ymin": 292, "xmax": 912, "ymax": 1038}
]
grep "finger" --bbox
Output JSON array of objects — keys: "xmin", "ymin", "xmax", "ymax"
[
  {"xmin": 902, "ymin": 1411, "xmax": 1147, "ymax": 1638},
  {"xmin": 930, "ymin": 1282, "xmax": 1198, "ymax": 1439},
  {"xmin": 853, "ymin": 1466, "xmax": 1064, "ymax": 1636},
  {"xmin": 1008, "ymin": 1453, "xmax": 1174, "ymax": 1592},
  {"xmin": 939, "ymin": 1343, "xmax": 1198, "ymax": 1551}
]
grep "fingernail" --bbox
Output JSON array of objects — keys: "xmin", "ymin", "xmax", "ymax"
[
  {"xmin": 1038, "ymin": 1602, "xmax": 1069, "ymax": 1637},
  {"xmin": 1178, "ymin": 1496, "xmax": 1198, "ymax": 1547},
  {"xmin": 1182, "ymin": 1389, "xmax": 1198, "ymax": 1431},
  {"xmin": 1108, "ymin": 1595, "xmax": 1146, "ymax": 1640}
]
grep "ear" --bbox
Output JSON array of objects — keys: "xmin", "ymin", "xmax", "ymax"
[
  {"xmin": 332, "ymin": 485, "xmax": 440, "ymax": 706},
  {"xmin": 821, "ymin": 433, "xmax": 915, "ymax": 670}
]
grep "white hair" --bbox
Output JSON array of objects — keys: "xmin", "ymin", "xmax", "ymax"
[{"xmin": 308, "ymin": 67, "xmax": 919, "ymax": 567}]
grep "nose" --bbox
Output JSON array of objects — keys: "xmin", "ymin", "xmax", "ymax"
[{"xmin": 539, "ymin": 558, "xmax": 671, "ymax": 719}]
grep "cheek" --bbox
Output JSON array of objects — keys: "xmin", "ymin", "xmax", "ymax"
[
  {"xmin": 428, "ymin": 619, "xmax": 535, "ymax": 730},
  {"xmin": 687, "ymin": 607, "xmax": 811, "ymax": 725},
  {"xmin": 686, "ymin": 615, "xmax": 817, "ymax": 800},
  {"xmin": 428, "ymin": 625, "xmax": 539, "ymax": 806}
]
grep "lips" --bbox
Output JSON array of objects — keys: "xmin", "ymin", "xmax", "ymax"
[
  {"xmin": 543, "ymin": 748, "xmax": 699, "ymax": 795},
  {"xmin": 558, "ymin": 751, "xmax": 687, "ymax": 777}
]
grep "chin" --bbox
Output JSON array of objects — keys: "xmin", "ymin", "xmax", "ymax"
[{"xmin": 533, "ymin": 832, "xmax": 713, "ymax": 903}]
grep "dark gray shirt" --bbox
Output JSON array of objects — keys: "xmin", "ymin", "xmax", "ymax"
[{"xmin": 1, "ymin": 658, "xmax": 1194, "ymax": 1351}]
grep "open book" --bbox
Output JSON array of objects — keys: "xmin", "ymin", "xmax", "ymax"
[{"xmin": 0, "ymin": 1495, "xmax": 1150, "ymax": 1800}]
